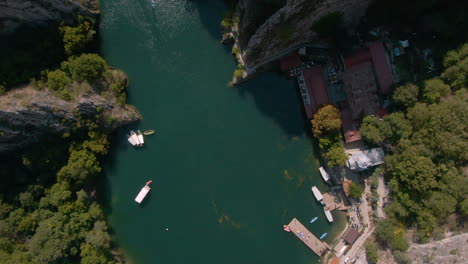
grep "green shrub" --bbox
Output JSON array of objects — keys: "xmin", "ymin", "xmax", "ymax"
[
  {"xmin": 221, "ymin": 11, "xmax": 233, "ymax": 30},
  {"xmin": 47, "ymin": 70, "xmax": 71, "ymax": 92},
  {"xmin": 277, "ymin": 24, "xmax": 295, "ymax": 41},
  {"xmin": 0, "ymin": 84, "xmax": 6, "ymax": 96},
  {"xmin": 232, "ymin": 46, "xmax": 239, "ymax": 55},
  {"xmin": 365, "ymin": 242, "xmax": 378, "ymax": 263},
  {"xmin": 61, "ymin": 16, "xmax": 96, "ymax": 56},
  {"xmin": 393, "ymin": 251, "xmax": 411, "ymax": 264},
  {"xmin": 233, "ymin": 69, "xmax": 244, "ymax": 79},
  {"xmin": 349, "ymin": 182, "xmax": 364, "ymax": 198},
  {"xmin": 312, "ymin": 12, "xmax": 343, "ymax": 38}
]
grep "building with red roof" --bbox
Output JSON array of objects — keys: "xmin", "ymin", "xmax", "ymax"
[
  {"xmin": 300, "ymin": 66, "xmax": 330, "ymax": 119},
  {"xmin": 280, "ymin": 53, "xmax": 302, "ymax": 72},
  {"xmin": 368, "ymin": 42, "xmax": 394, "ymax": 95},
  {"xmin": 344, "ymin": 48, "xmax": 372, "ymax": 69}
]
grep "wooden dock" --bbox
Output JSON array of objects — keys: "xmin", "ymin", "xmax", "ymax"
[{"xmin": 287, "ymin": 218, "xmax": 330, "ymax": 256}]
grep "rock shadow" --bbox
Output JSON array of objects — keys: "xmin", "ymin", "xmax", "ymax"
[{"xmin": 236, "ymin": 72, "xmax": 311, "ymax": 137}]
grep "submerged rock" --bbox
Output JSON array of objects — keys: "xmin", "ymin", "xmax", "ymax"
[{"xmin": 0, "ymin": 86, "xmax": 140, "ymax": 153}]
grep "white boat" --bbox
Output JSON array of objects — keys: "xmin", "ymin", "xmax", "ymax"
[
  {"xmin": 135, "ymin": 180, "xmax": 152, "ymax": 204},
  {"xmin": 324, "ymin": 209, "xmax": 333, "ymax": 223},
  {"xmin": 137, "ymin": 130, "xmax": 144, "ymax": 146},
  {"xmin": 127, "ymin": 131, "xmax": 140, "ymax": 146},
  {"xmin": 319, "ymin": 167, "xmax": 330, "ymax": 182},
  {"xmin": 311, "ymin": 186, "xmax": 324, "ymax": 205}
]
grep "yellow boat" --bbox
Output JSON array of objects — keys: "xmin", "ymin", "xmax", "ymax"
[{"xmin": 143, "ymin": 130, "xmax": 156, "ymax": 135}]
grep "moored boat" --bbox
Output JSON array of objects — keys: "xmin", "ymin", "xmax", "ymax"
[
  {"xmin": 150, "ymin": 0, "xmax": 155, "ymax": 8},
  {"xmin": 137, "ymin": 130, "xmax": 144, "ymax": 146},
  {"xmin": 283, "ymin": 225, "xmax": 291, "ymax": 232},
  {"xmin": 311, "ymin": 186, "xmax": 324, "ymax": 205},
  {"xmin": 135, "ymin": 180, "xmax": 152, "ymax": 204},
  {"xmin": 143, "ymin": 130, "xmax": 156, "ymax": 135},
  {"xmin": 319, "ymin": 232, "xmax": 328, "ymax": 240},
  {"xmin": 127, "ymin": 130, "xmax": 140, "ymax": 146},
  {"xmin": 310, "ymin": 216, "xmax": 318, "ymax": 223},
  {"xmin": 319, "ymin": 167, "xmax": 330, "ymax": 182},
  {"xmin": 324, "ymin": 208, "xmax": 333, "ymax": 223}
]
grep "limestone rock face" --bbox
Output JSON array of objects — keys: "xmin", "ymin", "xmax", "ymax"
[
  {"xmin": 0, "ymin": 0, "xmax": 97, "ymax": 35},
  {"xmin": 0, "ymin": 87, "xmax": 140, "ymax": 153},
  {"xmin": 234, "ymin": 0, "xmax": 372, "ymax": 74}
]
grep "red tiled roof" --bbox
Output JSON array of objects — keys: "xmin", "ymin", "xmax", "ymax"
[
  {"xmin": 330, "ymin": 257, "xmax": 340, "ymax": 264},
  {"xmin": 280, "ymin": 53, "xmax": 302, "ymax": 72},
  {"xmin": 302, "ymin": 66, "xmax": 330, "ymax": 118},
  {"xmin": 344, "ymin": 48, "xmax": 372, "ymax": 69},
  {"xmin": 341, "ymin": 106, "xmax": 361, "ymax": 143},
  {"xmin": 368, "ymin": 42, "xmax": 394, "ymax": 95}
]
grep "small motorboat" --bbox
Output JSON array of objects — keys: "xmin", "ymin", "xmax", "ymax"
[
  {"xmin": 150, "ymin": 0, "xmax": 156, "ymax": 8},
  {"xmin": 143, "ymin": 129, "xmax": 156, "ymax": 135},
  {"xmin": 135, "ymin": 180, "xmax": 152, "ymax": 204},
  {"xmin": 310, "ymin": 216, "xmax": 318, "ymax": 223},
  {"xmin": 319, "ymin": 232, "xmax": 328, "ymax": 240},
  {"xmin": 137, "ymin": 130, "xmax": 144, "ymax": 146},
  {"xmin": 283, "ymin": 225, "xmax": 291, "ymax": 232}
]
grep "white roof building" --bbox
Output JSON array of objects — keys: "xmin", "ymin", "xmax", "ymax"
[{"xmin": 347, "ymin": 148, "xmax": 385, "ymax": 171}]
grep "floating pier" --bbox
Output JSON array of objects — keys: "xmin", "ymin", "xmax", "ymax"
[{"xmin": 287, "ymin": 218, "xmax": 330, "ymax": 256}]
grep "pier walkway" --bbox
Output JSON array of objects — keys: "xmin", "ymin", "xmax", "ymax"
[{"xmin": 287, "ymin": 218, "xmax": 330, "ymax": 256}]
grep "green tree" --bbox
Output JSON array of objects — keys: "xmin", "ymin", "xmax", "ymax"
[
  {"xmin": 348, "ymin": 182, "xmax": 364, "ymax": 198},
  {"xmin": 393, "ymin": 83, "xmax": 420, "ymax": 109},
  {"xmin": 61, "ymin": 17, "xmax": 96, "ymax": 56},
  {"xmin": 28, "ymin": 213, "xmax": 73, "ymax": 263},
  {"xmin": 375, "ymin": 219, "xmax": 396, "ymax": 247},
  {"xmin": 422, "ymin": 78, "xmax": 450, "ymax": 104},
  {"xmin": 311, "ymin": 105, "xmax": 342, "ymax": 138},
  {"xmin": 62, "ymin": 54, "xmax": 107, "ymax": 82},
  {"xmin": 323, "ymin": 144, "xmax": 348, "ymax": 168},
  {"xmin": 57, "ymin": 149, "xmax": 101, "ymax": 187},
  {"xmin": 312, "ymin": 12, "xmax": 343, "ymax": 38},
  {"xmin": 424, "ymin": 191, "xmax": 457, "ymax": 219},
  {"xmin": 360, "ymin": 115, "xmax": 389, "ymax": 145},
  {"xmin": 365, "ymin": 242, "xmax": 378, "ymax": 263},
  {"xmin": 85, "ymin": 221, "xmax": 111, "ymax": 249}
]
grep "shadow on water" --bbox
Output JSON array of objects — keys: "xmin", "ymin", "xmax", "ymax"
[
  {"xmin": 236, "ymin": 72, "xmax": 311, "ymax": 137},
  {"xmin": 187, "ymin": 0, "xmax": 226, "ymax": 40}
]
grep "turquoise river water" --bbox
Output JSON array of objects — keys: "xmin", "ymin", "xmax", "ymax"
[{"xmin": 99, "ymin": 1, "xmax": 345, "ymax": 263}]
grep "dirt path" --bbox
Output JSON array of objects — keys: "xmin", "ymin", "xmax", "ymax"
[{"xmin": 376, "ymin": 176, "xmax": 386, "ymax": 218}]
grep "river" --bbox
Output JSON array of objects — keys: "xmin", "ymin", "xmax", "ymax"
[{"xmin": 99, "ymin": 1, "xmax": 344, "ymax": 263}]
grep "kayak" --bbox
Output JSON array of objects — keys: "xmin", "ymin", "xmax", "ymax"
[
  {"xmin": 144, "ymin": 130, "xmax": 156, "ymax": 135},
  {"xmin": 320, "ymin": 232, "xmax": 328, "ymax": 240},
  {"xmin": 310, "ymin": 216, "xmax": 318, "ymax": 223}
]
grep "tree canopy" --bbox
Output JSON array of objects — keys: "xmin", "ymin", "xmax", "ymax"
[
  {"xmin": 360, "ymin": 44, "xmax": 468, "ymax": 241},
  {"xmin": 311, "ymin": 105, "xmax": 342, "ymax": 138}
]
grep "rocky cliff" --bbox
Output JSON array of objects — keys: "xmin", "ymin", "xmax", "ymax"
[
  {"xmin": 0, "ymin": 85, "xmax": 140, "ymax": 153},
  {"xmin": 231, "ymin": 0, "xmax": 372, "ymax": 75},
  {"xmin": 0, "ymin": 0, "xmax": 98, "ymax": 35}
]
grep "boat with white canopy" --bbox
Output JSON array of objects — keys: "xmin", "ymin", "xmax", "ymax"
[
  {"xmin": 319, "ymin": 167, "xmax": 330, "ymax": 183},
  {"xmin": 311, "ymin": 186, "xmax": 324, "ymax": 205},
  {"xmin": 324, "ymin": 209, "xmax": 333, "ymax": 223},
  {"xmin": 135, "ymin": 180, "xmax": 152, "ymax": 204}
]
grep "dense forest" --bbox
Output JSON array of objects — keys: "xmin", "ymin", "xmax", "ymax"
[
  {"xmin": 0, "ymin": 15, "xmax": 128, "ymax": 264},
  {"xmin": 360, "ymin": 44, "xmax": 468, "ymax": 259}
]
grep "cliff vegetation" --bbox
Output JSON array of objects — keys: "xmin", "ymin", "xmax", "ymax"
[{"xmin": 0, "ymin": 3, "xmax": 138, "ymax": 263}]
